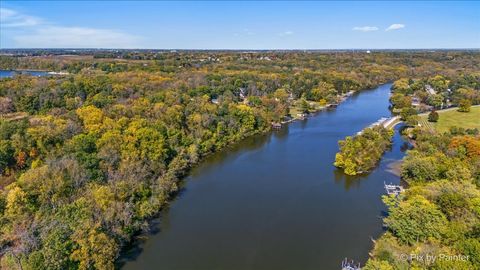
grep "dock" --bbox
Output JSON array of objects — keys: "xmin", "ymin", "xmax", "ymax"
[
  {"xmin": 341, "ymin": 258, "xmax": 361, "ymax": 270},
  {"xmin": 356, "ymin": 116, "xmax": 400, "ymax": 135},
  {"xmin": 384, "ymin": 182, "xmax": 404, "ymax": 196},
  {"xmin": 271, "ymin": 122, "xmax": 282, "ymax": 129}
]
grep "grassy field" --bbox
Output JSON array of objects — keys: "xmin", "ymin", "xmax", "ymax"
[{"xmin": 419, "ymin": 106, "xmax": 480, "ymax": 133}]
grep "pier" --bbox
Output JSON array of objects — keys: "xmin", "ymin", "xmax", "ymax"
[
  {"xmin": 341, "ymin": 258, "xmax": 361, "ymax": 270},
  {"xmin": 384, "ymin": 182, "xmax": 404, "ymax": 196},
  {"xmin": 356, "ymin": 116, "xmax": 400, "ymax": 135}
]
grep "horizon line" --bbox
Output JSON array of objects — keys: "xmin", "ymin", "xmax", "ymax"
[{"xmin": 1, "ymin": 48, "xmax": 479, "ymax": 51}]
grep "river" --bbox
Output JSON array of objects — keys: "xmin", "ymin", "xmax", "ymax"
[{"xmin": 120, "ymin": 83, "xmax": 409, "ymax": 270}]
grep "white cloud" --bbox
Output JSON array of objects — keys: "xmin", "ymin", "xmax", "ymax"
[
  {"xmin": 0, "ymin": 8, "xmax": 42, "ymax": 27},
  {"xmin": 352, "ymin": 26, "xmax": 379, "ymax": 32},
  {"xmin": 279, "ymin": 30, "xmax": 294, "ymax": 37},
  {"xmin": 1, "ymin": 8, "xmax": 141, "ymax": 48},
  {"xmin": 385, "ymin": 24, "xmax": 405, "ymax": 31},
  {"xmin": 14, "ymin": 26, "xmax": 140, "ymax": 48}
]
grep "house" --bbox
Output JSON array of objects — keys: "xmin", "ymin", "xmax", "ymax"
[
  {"xmin": 297, "ymin": 113, "xmax": 307, "ymax": 119},
  {"xmin": 411, "ymin": 97, "xmax": 421, "ymax": 107},
  {"xmin": 239, "ymin": 88, "xmax": 247, "ymax": 100},
  {"xmin": 425, "ymin": 84, "xmax": 436, "ymax": 95}
]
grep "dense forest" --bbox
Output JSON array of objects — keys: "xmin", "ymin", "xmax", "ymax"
[
  {"xmin": 0, "ymin": 50, "xmax": 479, "ymax": 269},
  {"xmin": 365, "ymin": 128, "xmax": 480, "ymax": 269}
]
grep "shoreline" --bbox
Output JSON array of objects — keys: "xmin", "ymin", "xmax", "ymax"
[
  {"xmin": 0, "ymin": 69, "xmax": 69, "ymax": 75},
  {"xmin": 118, "ymin": 83, "xmax": 392, "ymax": 267},
  {"xmin": 278, "ymin": 88, "xmax": 372, "ymax": 126}
]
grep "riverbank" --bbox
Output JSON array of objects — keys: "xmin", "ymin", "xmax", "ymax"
[
  {"xmin": 365, "ymin": 123, "xmax": 480, "ymax": 269},
  {"xmin": 120, "ymin": 83, "xmax": 404, "ymax": 270},
  {"xmin": 281, "ymin": 90, "xmax": 362, "ymax": 126}
]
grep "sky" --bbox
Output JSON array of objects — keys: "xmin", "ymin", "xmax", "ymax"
[{"xmin": 0, "ymin": 1, "xmax": 479, "ymax": 49}]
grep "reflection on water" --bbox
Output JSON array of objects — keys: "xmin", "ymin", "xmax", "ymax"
[
  {"xmin": 272, "ymin": 125, "xmax": 289, "ymax": 140},
  {"xmin": 333, "ymin": 168, "xmax": 370, "ymax": 190},
  {"xmin": 121, "ymin": 83, "xmax": 409, "ymax": 270}
]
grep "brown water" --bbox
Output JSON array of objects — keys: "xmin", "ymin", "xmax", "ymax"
[{"xmin": 120, "ymin": 83, "xmax": 409, "ymax": 270}]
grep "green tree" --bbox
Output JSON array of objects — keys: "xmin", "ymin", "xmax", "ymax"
[
  {"xmin": 0, "ymin": 140, "xmax": 14, "ymax": 174},
  {"xmin": 458, "ymin": 99, "xmax": 471, "ymax": 112},
  {"xmin": 428, "ymin": 110, "xmax": 439, "ymax": 122},
  {"xmin": 390, "ymin": 93, "xmax": 411, "ymax": 109},
  {"xmin": 392, "ymin": 78, "xmax": 410, "ymax": 94},
  {"xmin": 273, "ymin": 88, "xmax": 289, "ymax": 103},
  {"xmin": 71, "ymin": 225, "xmax": 118, "ymax": 270},
  {"xmin": 427, "ymin": 94, "xmax": 444, "ymax": 109},
  {"xmin": 400, "ymin": 107, "xmax": 417, "ymax": 121},
  {"xmin": 384, "ymin": 195, "xmax": 447, "ymax": 245}
]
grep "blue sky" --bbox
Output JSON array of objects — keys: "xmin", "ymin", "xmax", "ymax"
[{"xmin": 1, "ymin": 1, "xmax": 479, "ymax": 49}]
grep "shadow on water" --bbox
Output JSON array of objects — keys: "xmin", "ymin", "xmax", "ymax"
[
  {"xmin": 117, "ymin": 131, "xmax": 273, "ymax": 268},
  {"xmin": 333, "ymin": 168, "xmax": 372, "ymax": 190},
  {"xmin": 194, "ymin": 132, "xmax": 271, "ymax": 171}
]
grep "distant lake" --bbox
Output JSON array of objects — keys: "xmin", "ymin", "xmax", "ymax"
[{"xmin": 0, "ymin": 70, "xmax": 50, "ymax": 78}]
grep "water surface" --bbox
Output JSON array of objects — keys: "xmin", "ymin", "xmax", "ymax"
[
  {"xmin": 121, "ymin": 83, "xmax": 408, "ymax": 270},
  {"xmin": 0, "ymin": 70, "xmax": 49, "ymax": 78}
]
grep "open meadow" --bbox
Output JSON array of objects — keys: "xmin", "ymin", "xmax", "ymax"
[{"xmin": 419, "ymin": 106, "xmax": 480, "ymax": 133}]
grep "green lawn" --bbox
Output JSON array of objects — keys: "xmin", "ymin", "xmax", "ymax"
[
  {"xmin": 288, "ymin": 100, "xmax": 326, "ymax": 118},
  {"xmin": 419, "ymin": 106, "xmax": 480, "ymax": 133}
]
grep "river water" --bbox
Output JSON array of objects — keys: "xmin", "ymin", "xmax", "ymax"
[
  {"xmin": 121, "ymin": 83, "xmax": 409, "ymax": 270},
  {"xmin": 0, "ymin": 70, "xmax": 49, "ymax": 78}
]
